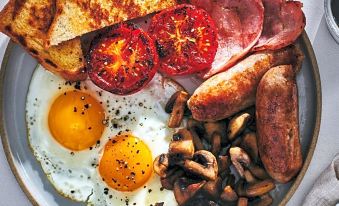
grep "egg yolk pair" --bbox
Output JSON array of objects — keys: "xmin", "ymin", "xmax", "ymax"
[{"xmin": 48, "ymin": 90, "xmax": 153, "ymax": 191}]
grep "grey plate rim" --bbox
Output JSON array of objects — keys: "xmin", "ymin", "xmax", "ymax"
[{"xmin": 0, "ymin": 31, "xmax": 322, "ymax": 206}]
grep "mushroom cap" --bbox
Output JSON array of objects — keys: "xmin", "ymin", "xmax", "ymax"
[
  {"xmin": 230, "ymin": 147, "xmax": 251, "ymax": 177},
  {"xmin": 169, "ymin": 129, "xmax": 195, "ymax": 159},
  {"xmin": 182, "ymin": 150, "xmax": 218, "ymax": 181},
  {"xmin": 153, "ymin": 153, "xmax": 170, "ymax": 178},
  {"xmin": 173, "ymin": 177, "xmax": 206, "ymax": 206}
]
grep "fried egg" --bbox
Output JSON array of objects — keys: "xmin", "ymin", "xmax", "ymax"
[{"xmin": 26, "ymin": 65, "xmax": 182, "ymax": 206}]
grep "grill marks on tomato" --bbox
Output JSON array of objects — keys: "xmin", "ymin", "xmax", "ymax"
[
  {"xmin": 148, "ymin": 4, "xmax": 218, "ymax": 76},
  {"xmin": 87, "ymin": 24, "xmax": 158, "ymax": 95}
]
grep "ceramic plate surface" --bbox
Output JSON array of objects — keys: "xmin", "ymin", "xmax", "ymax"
[{"xmin": 0, "ymin": 32, "xmax": 321, "ymax": 206}]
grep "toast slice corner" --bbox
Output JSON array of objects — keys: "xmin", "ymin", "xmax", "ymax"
[{"xmin": 0, "ymin": 0, "xmax": 87, "ymax": 81}]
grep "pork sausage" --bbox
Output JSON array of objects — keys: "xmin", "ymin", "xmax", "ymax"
[
  {"xmin": 256, "ymin": 65, "xmax": 302, "ymax": 183},
  {"xmin": 187, "ymin": 45, "xmax": 304, "ymax": 121}
]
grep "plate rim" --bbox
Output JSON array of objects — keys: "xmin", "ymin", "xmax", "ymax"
[{"xmin": 0, "ymin": 32, "xmax": 322, "ymax": 206}]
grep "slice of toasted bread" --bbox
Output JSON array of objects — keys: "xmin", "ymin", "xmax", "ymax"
[
  {"xmin": 0, "ymin": 0, "xmax": 86, "ymax": 81},
  {"xmin": 46, "ymin": 0, "xmax": 179, "ymax": 46}
]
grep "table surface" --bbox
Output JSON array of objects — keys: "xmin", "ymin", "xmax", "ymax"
[{"xmin": 0, "ymin": 0, "xmax": 338, "ymax": 205}]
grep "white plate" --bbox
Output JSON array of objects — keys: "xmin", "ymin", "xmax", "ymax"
[{"xmin": 0, "ymin": 31, "xmax": 321, "ymax": 206}]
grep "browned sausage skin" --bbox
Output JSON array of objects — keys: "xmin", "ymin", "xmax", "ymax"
[
  {"xmin": 256, "ymin": 65, "xmax": 302, "ymax": 183},
  {"xmin": 187, "ymin": 45, "xmax": 304, "ymax": 122}
]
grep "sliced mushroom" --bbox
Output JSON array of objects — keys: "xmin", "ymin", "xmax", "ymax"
[
  {"xmin": 220, "ymin": 185, "xmax": 238, "ymax": 202},
  {"xmin": 240, "ymin": 132, "xmax": 259, "ymax": 162},
  {"xmin": 227, "ymin": 113, "xmax": 251, "ymax": 141},
  {"xmin": 160, "ymin": 169, "xmax": 185, "ymax": 190},
  {"xmin": 224, "ymin": 174, "xmax": 236, "ymax": 188},
  {"xmin": 187, "ymin": 118, "xmax": 205, "ymax": 135},
  {"xmin": 231, "ymin": 136, "xmax": 243, "ymax": 147},
  {"xmin": 165, "ymin": 91, "xmax": 180, "ymax": 113},
  {"xmin": 153, "ymin": 154, "xmax": 168, "ymax": 178},
  {"xmin": 204, "ymin": 121, "xmax": 227, "ymax": 143},
  {"xmin": 167, "ymin": 91, "xmax": 189, "ymax": 128},
  {"xmin": 237, "ymin": 197, "xmax": 248, "ymax": 206},
  {"xmin": 201, "ymin": 177, "xmax": 222, "ymax": 199},
  {"xmin": 243, "ymin": 170, "xmax": 258, "ymax": 184},
  {"xmin": 235, "ymin": 179, "xmax": 247, "ymax": 197},
  {"xmin": 189, "ymin": 128, "xmax": 204, "ymax": 151},
  {"xmin": 211, "ymin": 132, "xmax": 221, "ymax": 156},
  {"xmin": 169, "ymin": 129, "xmax": 195, "ymax": 159},
  {"xmin": 246, "ymin": 179, "xmax": 275, "ymax": 197},
  {"xmin": 218, "ymin": 155, "xmax": 231, "ymax": 176},
  {"xmin": 160, "ymin": 178, "xmax": 172, "ymax": 190},
  {"xmin": 230, "ymin": 147, "xmax": 251, "ymax": 178},
  {"xmin": 182, "ymin": 150, "xmax": 218, "ymax": 181},
  {"xmin": 248, "ymin": 165, "xmax": 270, "ymax": 180},
  {"xmin": 173, "ymin": 177, "xmax": 206, "ymax": 206},
  {"xmin": 252, "ymin": 194, "xmax": 273, "ymax": 206}
]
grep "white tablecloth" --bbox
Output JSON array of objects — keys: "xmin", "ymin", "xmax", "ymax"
[{"xmin": 0, "ymin": 0, "xmax": 338, "ymax": 205}]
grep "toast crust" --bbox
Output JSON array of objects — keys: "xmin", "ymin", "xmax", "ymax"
[
  {"xmin": 0, "ymin": 0, "xmax": 86, "ymax": 81},
  {"xmin": 46, "ymin": 0, "xmax": 178, "ymax": 46}
]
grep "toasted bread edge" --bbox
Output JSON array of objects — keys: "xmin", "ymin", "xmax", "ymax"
[{"xmin": 0, "ymin": 0, "xmax": 87, "ymax": 81}]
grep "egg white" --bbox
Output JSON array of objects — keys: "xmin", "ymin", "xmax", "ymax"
[{"xmin": 26, "ymin": 65, "xmax": 181, "ymax": 206}]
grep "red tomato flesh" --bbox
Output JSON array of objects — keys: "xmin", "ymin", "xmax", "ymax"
[
  {"xmin": 148, "ymin": 4, "xmax": 218, "ymax": 76},
  {"xmin": 87, "ymin": 24, "xmax": 158, "ymax": 95}
]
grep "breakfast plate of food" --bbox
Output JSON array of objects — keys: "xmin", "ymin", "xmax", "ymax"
[{"xmin": 0, "ymin": 0, "xmax": 321, "ymax": 206}]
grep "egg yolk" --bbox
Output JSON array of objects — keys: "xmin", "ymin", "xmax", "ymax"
[
  {"xmin": 99, "ymin": 134, "xmax": 153, "ymax": 191},
  {"xmin": 48, "ymin": 90, "xmax": 105, "ymax": 151}
]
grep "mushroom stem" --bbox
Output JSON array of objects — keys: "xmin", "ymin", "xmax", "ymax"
[
  {"xmin": 211, "ymin": 132, "xmax": 221, "ymax": 156},
  {"xmin": 240, "ymin": 132, "xmax": 259, "ymax": 162},
  {"xmin": 237, "ymin": 197, "xmax": 248, "ymax": 206},
  {"xmin": 202, "ymin": 177, "xmax": 222, "ymax": 199},
  {"xmin": 165, "ymin": 91, "xmax": 180, "ymax": 113},
  {"xmin": 244, "ymin": 170, "xmax": 258, "ymax": 184},
  {"xmin": 160, "ymin": 169, "xmax": 185, "ymax": 190},
  {"xmin": 204, "ymin": 121, "xmax": 227, "ymax": 143},
  {"xmin": 246, "ymin": 179, "xmax": 275, "ymax": 197},
  {"xmin": 189, "ymin": 128, "xmax": 204, "ymax": 151},
  {"xmin": 218, "ymin": 155, "xmax": 231, "ymax": 176},
  {"xmin": 248, "ymin": 165, "xmax": 270, "ymax": 180},
  {"xmin": 225, "ymin": 174, "xmax": 236, "ymax": 187},
  {"xmin": 167, "ymin": 91, "xmax": 189, "ymax": 128},
  {"xmin": 235, "ymin": 179, "xmax": 247, "ymax": 197},
  {"xmin": 187, "ymin": 118, "xmax": 205, "ymax": 135},
  {"xmin": 220, "ymin": 185, "xmax": 238, "ymax": 202}
]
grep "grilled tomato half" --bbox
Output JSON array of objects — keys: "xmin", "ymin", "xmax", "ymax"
[
  {"xmin": 148, "ymin": 4, "xmax": 218, "ymax": 76},
  {"xmin": 87, "ymin": 24, "xmax": 158, "ymax": 95}
]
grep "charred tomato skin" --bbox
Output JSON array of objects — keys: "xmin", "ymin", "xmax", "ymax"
[
  {"xmin": 87, "ymin": 23, "xmax": 158, "ymax": 95},
  {"xmin": 148, "ymin": 4, "xmax": 218, "ymax": 76}
]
